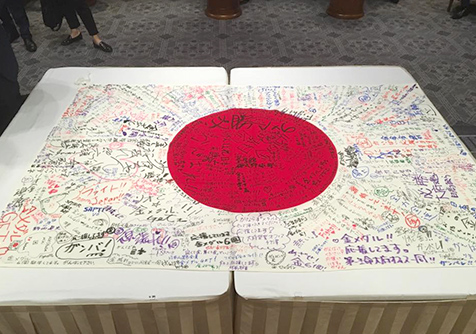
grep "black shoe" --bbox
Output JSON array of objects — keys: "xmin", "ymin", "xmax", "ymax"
[
  {"xmin": 390, "ymin": 0, "xmax": 399, "ymax": 3},
  {"xmin": 61, "ymin": 33, "xmax": 83, "ymax": 46},
  {"xmin": 24, "ymin": 38, "xmax": 37, "ymax": 52},
  {"xmin": 452, "ymin": 6, "xmax": 470, "ymax": 19},
  {"xmin": 93, "ymin": 41, "xmax": 113, "ymax": 53}
]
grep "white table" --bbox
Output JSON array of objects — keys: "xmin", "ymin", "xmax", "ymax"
[
  {"xmin": 0, "ymin": 67, "xmax": 232, "ymax": 334},
  {"xmin": 231, "ymin": 66, "xmax": 476, "ymax": 334}
]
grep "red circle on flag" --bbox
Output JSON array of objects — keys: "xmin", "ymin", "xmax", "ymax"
[{"xmin": 167, "ymin": 108, "xmax": 338, "ymax": 212}]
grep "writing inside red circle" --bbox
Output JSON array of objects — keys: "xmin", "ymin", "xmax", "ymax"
[{"xmin": 167, "ymin": 108, "xmax": 338, "ymax": 213}]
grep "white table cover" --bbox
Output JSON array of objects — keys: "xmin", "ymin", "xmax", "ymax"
[
  {"xmin": 0, "ymin": 67, "xmax": 230, "ymax": 304},
  {"xmin": 231, "ymin": 66, "xmax": 476, "ymax": 301}
]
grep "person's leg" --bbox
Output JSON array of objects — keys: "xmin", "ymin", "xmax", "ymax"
[
  {"xmin": 61, "ymin": 0, "xmax": 111, "ymax": 51},
  {"xmin": 5, "ymin": 0, "xmax": 36, "ymax": 52},
  {"xmin": 73, "ymin": 0, "xmax": 99, "ymax": 36},
  {"xmin": 73, "ymin": 0, "xmax": 112, "ymax": 52},
  {"xmin": 63, "ymin": 0, "xmax": 81, "ymax": 33},
  {"xmin": 6, "ymin": 0, "xmax": 31, "ymax": 39},
  {"xmin": 61, "ymin": 0, "xmax": 83, "ymax": 45},
  {"xmin": 0, "ymin": 7, "xmax": 19, "ymax": 43}
]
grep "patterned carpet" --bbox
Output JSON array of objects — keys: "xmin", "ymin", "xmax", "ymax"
[{"xmin": 10, "ymin": 0, "xmax": 476, "ymax": 153}]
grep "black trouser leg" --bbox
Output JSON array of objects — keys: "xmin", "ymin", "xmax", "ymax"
[
  {"xmin": 63, "ymin": 0, "xmax": 81, "ymax": 30},
  {"xmin": 5, "ymin": 0, "xmax": 31, "ymax": 39},
  {"xmin": 64, "ymin": 0, "xmax": 99, "ymax": 36},
  {"xmin": 0, "ymin": 7, "xmax": 19, "ymax": 41},
  {"xmin": 461, "ymin": 0, "xmax": 470, "ymax": 7}
]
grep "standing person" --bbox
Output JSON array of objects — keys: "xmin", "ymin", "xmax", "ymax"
[
  {"xmin": 61, "ymin": 0, "xmax": 112, "ymax": 52},
  {"xmin": 0, "ymin": 2, "xmax": 24, "ymax": 136},
  {"xmin": 0, "ymin": 0, "xmax": 37, "ymax": 52}
]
